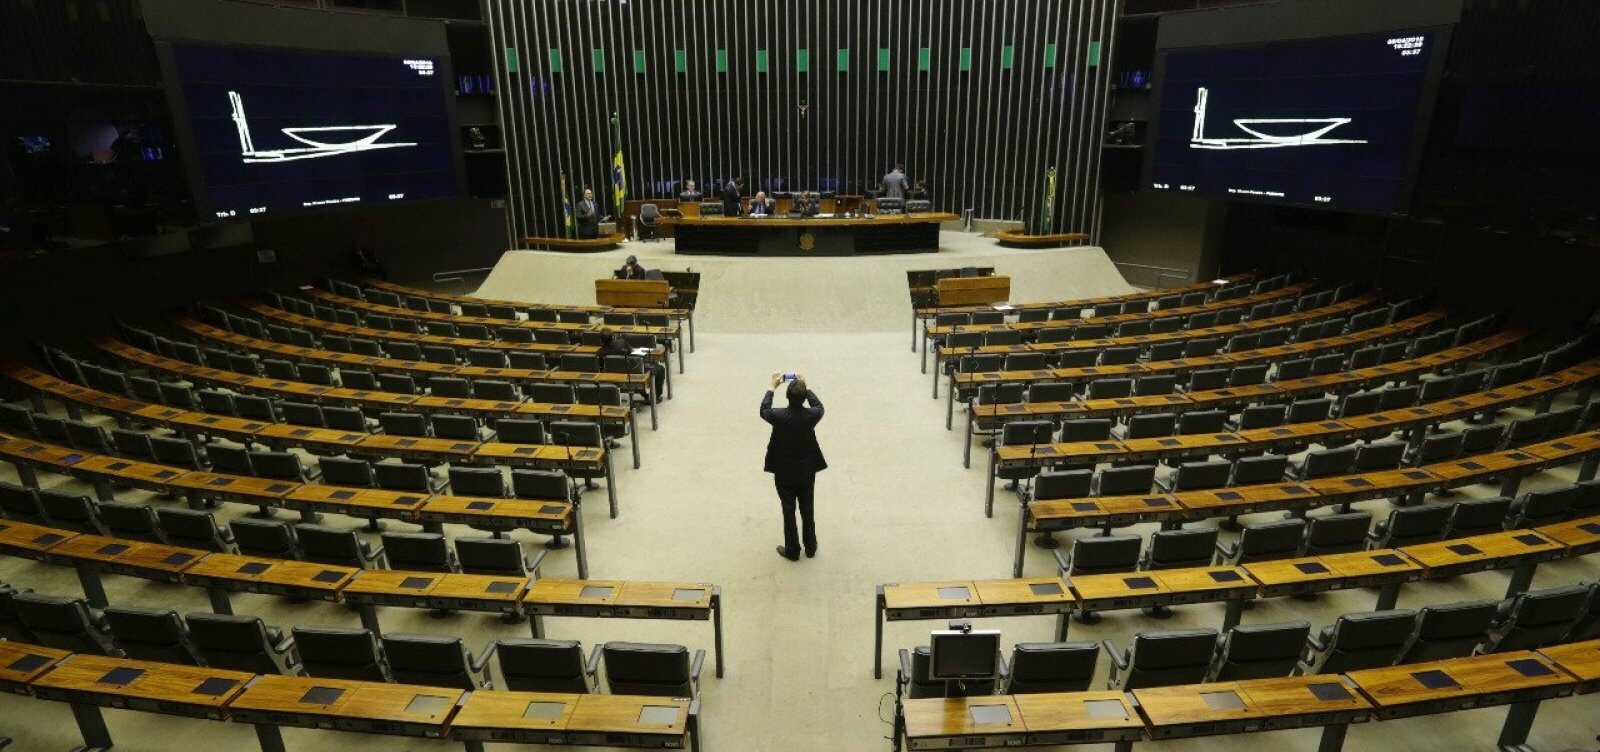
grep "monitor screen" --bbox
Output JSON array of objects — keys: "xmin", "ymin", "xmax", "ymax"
[
  {"xmin": 928, "ymin": 629, "xmax": 1001, "ymax": 681},
  {"xmin": 161, "ymin": 41, "xmax": 461, "ymax": 220},
  {"xmin": 1145, "ymin": 28, "xmax": 1448, "ymax": 214}
]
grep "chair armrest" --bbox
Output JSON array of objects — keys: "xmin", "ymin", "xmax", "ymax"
[
  {"xmin": 1305, "ymin": 629, "xmax": 1331, "ymax": 653},
  {"xmin": 898, "ymin": 649, "xmax": 913, "ymax": 681},
  {"xmin": 586, "ymin": 644, "xmax": 605, "ymax": 681},
  {"xmin": 996, "ymin": 652, "xmax": 1011, "ymax": 689},
  {"xmin": 365, "ymin": 545, "xmax": 387, "ymax": 568},
  {"xmin": 525, "ymin": 547, "xmax": 550, "ymax": 578},
  {"xmin": 1051, "ymin": 547, "xmax": 1073, "ymax": 573},
  {"xmin": 1101, "ymin": 640, "xmax": 1128, "ymax": 671},
  {"xmin": 1213, "ymin": 540, "xmax": 1237, "ymax": 564},
  {"xmin": 690, "ymin": 649, "xmax": 706, "ymax": 683},
  {"xmin": 470, "ymin": 642, "xmax": 497, "ymax": 674}
]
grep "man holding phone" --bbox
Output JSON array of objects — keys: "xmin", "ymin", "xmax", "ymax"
[{"xmin": 760, "ymin": 372, "xmax": 826, "ymax": 561}]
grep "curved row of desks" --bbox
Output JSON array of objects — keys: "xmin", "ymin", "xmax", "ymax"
[
  {"xmin": 0, "ymin": 429, "xmax": 607, "ymax": 579},
  {"xmin": 346, "ymin": 275, "xmax": 693, "ymax": 324},
  {"xmin": 959, "ymin": 327, "xmax": 1529, "ymax": 464},
  {"xmin": 0, "ymin": 639, "xmax": 705, "ymax": 752},
  {"xmin": 0, "ymin": 516, "xmax": 724, "ymax": 677},
  {"xmin": 925, "ymin": 280, "xmax": 1314, "ymax": 338},
  {"xmin": 981, "ymin": 357, "xmax": 1600, "ymax": 516},
  {"xmin": 912, "ymin": 272, "xmax": 1259, "ymax": 320},
  {"xmin": 892, "ymin": 637, "xmax": 1600, "ymax": 751},
  {"xmin": 871, "ymin": 507, "xmax": 1600, "ymax": 678},
  {"xmin": 172, "ymin": 315, "xmax": 666, "ymax": 431}
]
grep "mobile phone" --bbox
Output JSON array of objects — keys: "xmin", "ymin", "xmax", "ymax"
[{"xmin": 782, "ymin": 373, "xmax": 797, "ymax": 381}]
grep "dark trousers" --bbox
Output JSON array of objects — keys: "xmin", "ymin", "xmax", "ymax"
[{"xmin": 774, "ymin": 472, "xmax": 817, "ymax": 555}]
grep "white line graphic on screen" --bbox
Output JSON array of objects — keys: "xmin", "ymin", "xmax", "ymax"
[
  {"xmin": 229, "ymin": 91, "xmax": 416, "ymax": 163},
  {"xmin": 1189, "ymin": 87, "xmax": 1367, "ymax": 150}
]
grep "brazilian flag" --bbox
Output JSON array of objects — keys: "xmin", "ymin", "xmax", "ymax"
[
  {"xmin": 610, "ymin": 112, "xmax": 627, "ymax": 213},
  {"xmin": 560, "ymin": 171, "xmax": 575, "ymax": 239},
  {"xmin": 1038, "ymin": 166, "xmax": 1057, "ymax": 235}
]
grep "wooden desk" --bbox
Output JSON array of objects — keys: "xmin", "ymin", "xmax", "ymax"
[
  {"xmin": 1535, "ymin": 516, "xmax": 1600, "ymax": 557},
  {"xmin": 669, "ymin": 212, "xmax": 959, "ymax": 255},
  {"xmin": 596, "ymin": 278, "xmax": 671, "ymax": 308},
  {"xmin": 522, "ymin": 578, "xmax": 725, "ymax": 678},
  {"xmin": 342, "ymin": 570, "xmax": 531, "ymax": 636},
  {"xmin": 1069, "ymin": 566, "xmax": 1254, "ymax": 624},
  {"xmin": 1013, "ymin": 691, "xmax": 1144, "ymax": 746},
  {"xmin": 182, "ymin": 553, "xmax": 355, "ymax": 614},
  {"xmin": 354, "ymin": 276, "xmax": 691, "ymax": 319},
  {"xmin": 46, "ymin": 534, "xmax": 200, "ymax": 607},
  {"xmin": 1136, "ymin": 675, "xmax": 1372, "ymax": 745},
  {"xmin": 451, "ymin": 690, "xmax": 702, "ymax": 751},
  {"xmin": 524, "ymin": 232, "xmax": 626, "ymax": 251},
  {"xmin": 30, "ymin": 653, "xmax": 252, "ymax": 749},
  {"xmin": 874, "ymin": 578, "xmax": 1076, "ymax": 678},
  {"xmin": 937, "ymin": 276, "xmax": 1012, "ymax": 307},
  {"xmin": 1400, "ymin": 529, "xmax": 1565, "ymax": 595},
  {"xmin": 993, "ymin": 227, "xmax": 1091, "ymax": 248},
  {"xmin": 227, "ymin": 674, "xmax": 460, "ymax": 743},
  {"xmin": 448, "ymin": 689, "xmax": 578, "ymax": 744},
  {"xmin": 473, "ymin": 442, "xmax": 618, "ymax": 518},
  {"xmin": 901, "ymin": 695, "xmax": 1026, "ymax": 750},
  {"xmin": 0, "ymin": 640, "xmax": 69, "ymax": 695},
  {"xmin": 1537, "ymin": 639, "xmax": 1600, "ymax": 694}
]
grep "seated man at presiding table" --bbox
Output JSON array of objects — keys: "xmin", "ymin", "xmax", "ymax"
[
  {"xmin": 792, "ymin": 191, "xmax": 820, "ymax": 216},
  {"xmin": 749, "ymin": 191, "xmax": 776, "ymax": 216}
]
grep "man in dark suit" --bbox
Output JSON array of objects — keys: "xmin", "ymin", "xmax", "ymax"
[
  {"xmin": 617, "ymin": 254, "xmax": 647, "ymax": 279},
  {"xmin": 761, "ymin": 373, "xmax": 826, "ymax": 561},
  {"xmin": 793, "ymin": 191, "xmax": 820, "ymax": 216},
  {"xmin": 722, "ymin": 177, "xmax": 744, "ymax": 216},
  {"xmin": 599, "ymin": 328, "xmax": 665, "ymax": 400},
  {"xmin": 749, "ymin": 191, "xmax": 775, "ymax": 216},
  {"xmin": 576, "ymin": 187, "xmax": 600, "ymax": 239},
  {"xmin": 678, "ymin": 179, "xmax": 702, "ymax": 203}
]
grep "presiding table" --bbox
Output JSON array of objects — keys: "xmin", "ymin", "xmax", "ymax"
[{"xmin": 665, "ymin": 212, "xmax": 960, "ymax": 255}]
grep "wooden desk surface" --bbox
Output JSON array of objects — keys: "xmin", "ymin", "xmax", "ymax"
[
  {"xmin": 73, "ymin": 453, "xmax": 192, "ymax": 490},
  {"xmin": 1347, "ymin": 650, "xmax": 1573, "ymax": 715},
  {"xmin": 0, "ymin": 518, "xmax": 77, "ymax": 559},
  {"xmin": 1534, "ymin": 516, "xmax": 1600, "ymax": 556},
  {"xmin": 916, "ymin": 272, "xmax": 1254, "ymax": 315},
  {"xmin": 1400, "ymin": 530, "xmax": 1564, "ymax": 574},
  {"xmin": 165, "ymin": 471, "xmax": 299, "ymax": 501},
  {"xmin": 523, "ymin": 578, "xmax": 716, "ymax": 612},
  {"xmin": 30, "ymin": 653, "xmax": 251, "ymax": 716},
  {"xmin": 301, "ymin": 289, "xmax": 680, "ymax": 337},
  {"xmin": 416, "ymin": 495, "xmax": 573, "ymax": 532},
  {"xmin": 341, "ymin": 569, "xmax": 442, "ymax": 600},
  {"xmin": 901, "ymin": 695, "xmax": 1024, "ymax": 739},
  {"xmin": 1012, "ymin": 690, "xmax": 1143, "ymax": 736},
  {"xmin": 355, "ymin": 277, "xmax": 689, "ymax": 317},
  {"xmin": 0, "ymin": 641, "xmax": 70, "ymax": 694},
  {"xmin": 927, "ymin": 282, "xmax": 1309, "ymax": 335},
  {"xmin": 1537, "ymin": 640, "xmax": 1600, "ymax": 693},
  {"xmin": 1176, "ymin": 483, "xmax": 1319, "ymax": 515},
  {"xmin": 1238, "ymin": 675, "xmax": 1373, "ymax": 724},
  {"xmin": 450, "ymin": 690, "xmax": 578, "ymax": 735},
  {"xmin": 565, "ymin": 694, "xmax": 692, "ymax": 735},
  {"xmin": 239, "ymin": 300, "xmax": 603, "ymax": 355},
  {"xmin": 1524, "ymin": 429, "xmax": 1600, "ymax": 464},
  {"xmin": 470, "ymin": 442, "xmax": 607, "ymax": 469},
  {"xmin": 1029, "ymin": 493, "xmax": 1182, "ymax": 529},
  {"xmin": 883, "ymin": 580, "xmax": 982, "ymax": 611},
  {"xmin": 283, "ymin": 485, "xmax": 427, "ymax": 518},
  {"xmin": 182, "ymin": 553, "xmax": 355, "ymax": 598},
  {"xmin": 227, "ymin": 673, "xmax": 460, "ymax": 733},
  {"xmin": 1134, "ymin": 681, "xmax": 1268, "ymax": 731}
]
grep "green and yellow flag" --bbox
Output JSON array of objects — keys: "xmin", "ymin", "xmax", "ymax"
[
  {"xmin": 1039, "ymin": 166, "xmax": 1057, "ymax": 235},
  {"xmin": 560, "ymin": 171, "xmax": 575, "ymax": 239},
  {"xmin": 610, "ymin": 112, "xmax": 628, "ymax": 212}
]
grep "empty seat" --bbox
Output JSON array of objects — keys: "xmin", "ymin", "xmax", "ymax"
[
  {"xmin": 1215, "ymin": 519, "xmax": 1305, "ymax": 565},
  {"xmin": 1032, "ymin": 469, "xmax": 1093, "ymax": 502},
  {"xmin": 1000, "ymin": 642, "xmax": 1098, "ymax": 694},
  {"xmin": 1397, "ymin": 600, "xmax": 1498, "ymax": 663},
  {"xmin": 1209, "ymin": 621, "xmax": 1310, "ymax": 681},
  {"xmin": 342, "ymin": 369, "xmax": 381, "ymax": 390},
  {"xmin": 1458, "ymin": 423, "xmax": 1507, "ymax": 455},
  {"xmin": 1368, "ymin": 503, "xmax": 1451, "ymax": 549},
  {"xmin": 1569, "ymin": 480, "xmax": 1600, "ymax": 521},
  {"xmin": 1181, "ymin": 369, "xmax": 1229, "ymax": 393},
  {"xmin": 230, "ymin": 518, "xmax": 301, "ymax": 560},
  {"xmin": 1176, "ymin": 409, "xmax": 1228, "ymax": 435},
  {"xmin": 373, "ymin": 461, "xmax": 447, "ymax": 493},
  {"xmin": 1298, "ymin": 609, "xmax": 1418, "ymax": 674},
  {"xmin": 187, "ymin": 613, "xmax": 299, "ymax": 674},
  {"xmin": 1104, "ymin": 629, "xmax": 1219, "ymax": 690},
  {"xmin": 1156, "ymin": 460, "xmax": 1231, "ymax": 492},
  {"xmin": 0, "ymin": 583, "xmax": 34, "ymax": 642},
  {"xmin": 1134, "ymin": 375, "xmax": 1177, "ymax": 397},
  {"xmin": 319, "ymin": 456, "xmax": 376, "ymax": 487},
  {"xmin": 1230, "ymin": 455, "xmax": 1290, "ymax": 485},
  {"xmin": 1443, "ymin": 496, "xmax": 1513, "ymax": 539},
  {"xmin": 1084, "ymin": 379, "xmax": 1133, "ymax": 400},
  {"xmin": 1096, "ymin": 464, "xmax": 1156, "ymax": 496},
  {"xmin": 1299, "ymin": 512, "xmax": 1372, "ymax": 556},
  {"xmin": 380, "ymin": 532, "xmax": 459, "ymax": 573},
  {"xmin": 448, "ymin": 466, "xmax": 506, "ymax": 498},
  {"xmin": 37, "ymin": 490, "xmax": 107, "ymax": 535},
  {"xmin": 1232, "ymin": 404, "xmax": 1287, "ymax": 431},
  {"xmin": 98, "ymin": 502, "xmax": 166, "ymax": 544},
  {"xmin": 1410, "ymin": 432, "xmax": 1464, "ymax": 465},
  {"xmin": 1289, "ymin": 446, "xmax": 1358, "ymax": 480},
  {"xmin": 151, "ymin": 436, "xmax": 204, "ymax": 470},
  {"xmin": 456, "ymin": 537, "xmax": 543, "ymax": 578},
  {"xmin": 1353, "ymin": 441, "xmax": 1407, "ymax": 472},
  {"xmin": 1141, "ymin": 528, "xmax": 1219, "ymax": 570},
  {"xmin": 280, "ymin": 401, "xmax": 324, "ymax": 428},
  {"xmin": 296, "ymin": 524, "xmax": 385, "ymax": 569},
  {"xmin": 1507, "ymin": 486, "xmax": 1577, "ymax": 529},
  {"xmin": 294, "ymin": 626, "xmax": 390, "ymax": 681},
  {"xmin": 1119, "ymin": 413, "xmax": 1176, "ymax": 439},
  {"xmin": 233, "ymin": 394, "xmax": 279, "ymax": 422},
  {"xmin": 495, "ymin": 419, "xmax": 547, "ymax": 444},
  {"xmin": 157, "ymin": 508, "xmax": 237, "ymax": 553},
  {"xmin": 322, "ymin": 406, "xmax": 371, "ymax": 432},
  {"xmin": 105, "ymin": 607, "xmax": 202, "ymax": 665},
  {"xmin": 494, "ymin": 638, "xmax": 595, "ymax": 693},
  {"xmin": 250, "ymin": 450, "xmax": 319, "ymax": 482},
  {"xmin": 599, "ymin": 642, "xmax": 704, "ymax": 697},
  {"xmin": 382, "ymin": 634, "xmax": 492, "ymax": 689},
  {"xmin": 430, "ymin": 377, "xmax": 473, "ymax": 398},
  {"xmin": 431, "ymin": 414, "xmax": 483, "ymax": 441},
  {"xmin": 12, "ymin": 592, "xmax": 117, "ymax": 654},
  {"xmin": 474, "ymin": 379, "xmax": 520, "ymax": 402},
  {"xmin": 1061, "ymin": 418, "xmax": 1113, "ymax": 442},
  {"xmin": 1481, "ymin": 583, "xmax": 1594, "ymax": 653},
  {"xmin": 378, "ymin": 411, "xmax": 430, "ymax": 437}
]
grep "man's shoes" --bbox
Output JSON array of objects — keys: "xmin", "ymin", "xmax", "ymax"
[
  {"xmin": 775, "ymin": 546, "xmax": 800, "ymax": 562},
  {"xmin": 805, "ymin": 547, "xmax": 817, "ymax": 559}
]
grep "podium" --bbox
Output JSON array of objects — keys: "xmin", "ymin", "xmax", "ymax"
[
  {"xmin": 596, "ymin": 279, "xmax": 671, "ymax": 308},
  {"xmin": 935, "ymin": 275, "xmax": 1011, "ymax": 306}
]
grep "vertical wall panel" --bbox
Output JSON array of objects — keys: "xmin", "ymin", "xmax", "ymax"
[{"xmin": 486, "ymin": 0, "xmax": 1118, "ymax": 243}]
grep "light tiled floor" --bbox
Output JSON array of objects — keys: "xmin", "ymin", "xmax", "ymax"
[{"xmin": 1, "ymin": 330, "xmax": 1597, "ymax": 751}]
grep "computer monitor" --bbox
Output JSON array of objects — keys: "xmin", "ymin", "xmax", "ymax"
[{"xmin": 928, "ymin": 628, "xmax": 1001, "ymax": 681}]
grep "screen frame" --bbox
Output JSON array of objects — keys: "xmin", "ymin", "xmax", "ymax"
[
  {"xmin": 153, "ymin": 38, "xmax": 465, "ymax": 222},
  {"xmin": 1141, "ymin": 25, "xmax": 1455, "ymax": 216},
  {"xmin": 928, "ymin": 629, "xmax": 1002, "ymax": 682}
]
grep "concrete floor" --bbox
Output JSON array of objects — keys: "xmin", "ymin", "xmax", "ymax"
[{"xmin": 2, "ymin": 273, "xmax": 1598, "ymax": 749}]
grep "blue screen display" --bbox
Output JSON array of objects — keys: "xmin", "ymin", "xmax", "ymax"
[
  {"xmin": 1147, "ymin": 30, "xmax": 1441, "ymax": 214},
  {"xmin": 168, "ymin": 42, "xmax": 459, "ymax": 219}
]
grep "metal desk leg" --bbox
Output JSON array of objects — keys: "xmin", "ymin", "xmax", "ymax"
[
  {"xmin": 1013, "ymin": 505, "xmax": 1030, "ymax": 578},
  {"xmin": 254, "ymin": 723, "xmax": 287, "ymax": 752},
  {"xmin": 1499, "ymin": 472, "xmax": 1523, "ymax": 499},
  {"xmin": 208, "ymin": 588, "xmax": 235, "ymax": 615},
  {"xmin": 573, "ymin": 503, "xmax": 589, "ymax": 580},
  {"xmin": 298, "ymin": 508, "xmax": 322, "ymax": 524},
  {"xmin": 461, "ymin": 741, "xmax": 487, "ymax": 752},
  {"xmin": 630, "ymin": 412, "xmax": 641, "ymax": 470},
  {"xmin": 648, "ymin": 381, "xmax": 659, "ymax": 431},
  {"xmin": 688, "ymin": 699, "xmax": 703, "ymax": 752},
  {"xmin": 70, "ymin": 702, "xmax": 113, "ymax": 750},
  {"xmin": 185, "ymin": 490, "xmax": 207, "ymax": 510},
  {"xmin": 665, "ymin": 357, "xmax": 674, "ymax": 399},
  {"xmin": 1055, "ymin": 611, "xmax": 1071, "ymax": 641},
  {"xmin": 91, "ymin": 479, "xmax": 115, "ymax": 503},
  {"xmin": 963, "ymin": 411, "xmax": 975, "ymax": 468},
  {"xmin": 874, "ymin": 588, "xmax": 886, "ymax": 679},
  {"xmin": 1580, "ymin": 454, "xmax": 1599, "ymax": 482},
  {"xmin": 76, "ymin": 567, "xmax": 110, "ymax": 609},
  {"xmin": 946, "ymin": 378, "xmax": 958, "ymax": 429},
  {"xmin": 912, "ymin": 313, "xmax": 918, "ymax": 352},
  {"xmin": 1497, "ymin": 699, "xmax": 1541, "ymax": 748},
  {"xmin": 1375, "ymin": 582, "xmax": 1403, "ymax": 611},
  {"xmin": 1113, "ymin": 740, "xmax": 1135, "ymax": 752},
  {"xmin": 931, "ymin": 356, "xmax": 940, "ymax": 399},
  {"xmin": 1223, "ymin": 598, "xmax": 1246, "ymax": 632},
  {"xmin": 712, "ymin": 589, "xmax": 725, "ymax": 678},
  {"xmin": 605, "ymin": 455, "xmax": 619, "ymax": 518},
  {"xmin": 13, "ymin": 463, "xmax": 38, "ymax": 488},
  {"xmin": 357, "ymin": 603, "xmax": 384, "ymax": 638},
  {"xmin": 1504, "ymin": 561, "xmax": 1538, "ymax": 600},
  {"xmin": 1316, "ymin": 722, "xmax": 1349, "ymax": 752},
  {"xmin": 984, "ymin": 449, "xmax": 997, "ymax": 518},
  {"xmin": 529, "ymin": 613, "xmax": 545, "ymax": 639},
  {"xmin": 920, "ymin": 334, "xmax": 928, "ymax": 374},
  {"xmin": 677, "ymin": 332, "xmax": 685, "ymax": 374}
]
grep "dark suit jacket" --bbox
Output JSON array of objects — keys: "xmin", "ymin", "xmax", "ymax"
[
  {"xmin": 750, "ymin": 199, "xmax": 776, "ymax": 216},
  {"xmin": 722, "ymin": 183, "xmax": 743, "ymax": 216},
  {"xmin": 576, "ymin": 199, "xmax": 600, "ymax": 237},
  {"xmin": 761, "ymin": 389, "xmax": 826, "ymax": 476}
]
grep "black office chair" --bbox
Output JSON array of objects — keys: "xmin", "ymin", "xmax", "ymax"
[
  {"xmin": 105, "ymin": 606, "xmax": 204, "ymax": 665},
  {"xmin": 230, "ymin": 518, "xmax": 302, "ymax": 560},
  {"xmin": 381, "ymin": 532, "xmax": 460, "ymax": 573},
  {"xmin": 1298, "ymin": 609, "xmax": 1418, "ymax": 674},
  {"xmin": 382, "ymin": 634, "xmax": 494, "ymax": 689},
  {"xmin": 456, "ymin": 537, "xmax": 545, "ymax": 580},
  {"xmin": 1298, "ymin": 512, "xmax": 1372, "ymax": 556},
  {"xmin": 296, "ymin": 524, "xmax": 386, "ymax": 569},
  {"xmin": 494, "ymin": 638, "xmax": 596, "ymax": 693},
  {"xmin": 599, "ymin": 642, "xmax": 705, "ymax": 698},
  {"xmin": 37, "ymin": 489, "xmax": 108, "ymax": 535},
  {"xmin": 1209, "ymin": 621, "xmax": 1310, "ymax": 681},
  {"xmin": 1215, "ymin": 519, "xmax": 1305, "ymax": 565},
  {"xmin": 186, "ymin": 613, "xmax": 300, "ymax": 675},
  {"xmin": 12, "ymin": 592, "xmax": 118, "ymax": 655},
  {"xmin": 637, "ymin": 203, "xmax": 662, "ymax": 241},
  {"xmin": 1103, "ymin": 629, "xmax": 1219, "ymax": 689},
  {"xmin": 1397, "ymin": 600, "xmax": 1498, "ymax": 663},
  {"xmin": 1000, "ymin": 642, "xmax": 1099, "ymax": 694},
  {"xmin": 1139, "ymin": 528, "xmax": 1219, "ymax": 617},
  {"xmin": 0, "ymin": 584, "xmax": 34, "ymax": 642},
  {"xmin": 1056, "ymin": 535, "xmax": 1142, "ymax": 623},
  {"xmin": 511, "ymin": 469, "xmax": 576, "ymax": 549},
  {"xmin": 1367, "ymin": 503, "xmax": 1451, "ymax": 549},
  {"xmin": 1481, "ymin": 583, "xmax": 1595, "ymax": 653},
  {"xmin": 1507, "ymin": 486, "xmax": 1578, "ymax": 529},
  {"xmin": 0, "ymin": 481, "xmax": 45, "ymax": 523},
  {"xmin": 1442, "ymin": 496, "xmax": 1513, "ymax": 539},
  {"xmin": 158, "ymin": 508, "xmax": 237, "ymax": 553},
  {"xmin": 293, "ymin": 626, "xmax": 390, "ymax": 681}
]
